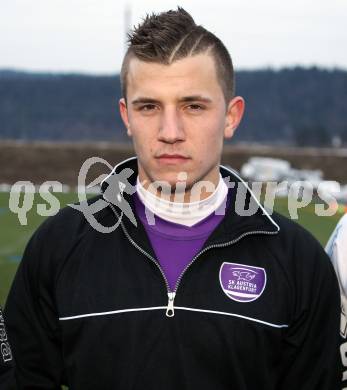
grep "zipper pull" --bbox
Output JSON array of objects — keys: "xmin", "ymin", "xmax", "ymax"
[{"xmin": 166, "ymin": 292, "xmax": 176, "ymax": 317}]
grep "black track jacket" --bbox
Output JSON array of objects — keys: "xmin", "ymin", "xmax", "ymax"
[{"xmin": 4, "ymin": 157, "xmax": 340, "ymax": 389}]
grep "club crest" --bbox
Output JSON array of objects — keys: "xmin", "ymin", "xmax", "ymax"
[{"xmin": 219, "ymin": 262, "xmax": 267, "ymax": 303}]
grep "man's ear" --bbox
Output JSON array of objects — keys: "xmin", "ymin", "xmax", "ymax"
[
  {"xmin": 119, "ymin": 98, "xmax": 132, "ymax": 136},
  {"xmin": 224, "ymin": 96, "xmax": 245, "ymax": 139}
]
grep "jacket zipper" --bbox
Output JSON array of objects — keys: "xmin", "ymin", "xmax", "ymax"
[{"xmin": 109, "ymin": 204, "xmax": 278, "ymax": 318}]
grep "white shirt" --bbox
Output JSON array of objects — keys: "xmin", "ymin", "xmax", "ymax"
[{"xmin": 136, "ymin": 174, "xmax": 229, "ymax": 227}]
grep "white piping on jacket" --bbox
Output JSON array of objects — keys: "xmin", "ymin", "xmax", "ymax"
[
  {"xmin": 59, "ymin": 306, "xmax": 288, "ymax": 329},
  {"xmin": 220, "ymin": 164, "xmax": 281, "ymax": 232},
  {"xmin": 100, "ymin": 156, "xmax": 138, "ymax": 189}
]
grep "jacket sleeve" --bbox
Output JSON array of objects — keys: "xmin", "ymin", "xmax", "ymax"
[
  {"xmin": 4, "ymin": 220, "xmax": 65, "ymax": 389},
  {"xmin": 279, "ymin": 228, "xmax": 341, "ymax": 390},
  {"xmin": 0, "ymin": 306, "xmax": 16, "ymax": 390}
]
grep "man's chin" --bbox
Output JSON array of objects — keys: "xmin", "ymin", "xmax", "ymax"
[{"xmin": 145, "ymin": 173, "xmax": 192, "ymax": 194}]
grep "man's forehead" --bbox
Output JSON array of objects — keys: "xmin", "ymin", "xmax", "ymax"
[
  {"xmin": 127, "ymin": 54, "xmax": 217, "ymax": 81},
  {"xmin": 126, "ymin": 54, "xmax": 221, "ymax": 98}
]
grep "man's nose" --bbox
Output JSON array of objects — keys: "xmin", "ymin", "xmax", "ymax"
[{"xmin": 158, "ymin": 107, "xmax": 185, "ymax": 144}]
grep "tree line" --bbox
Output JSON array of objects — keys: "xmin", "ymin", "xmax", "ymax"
[{"xmin": 0, "ymin": 67, "xmax": 346, "ymax": 146}]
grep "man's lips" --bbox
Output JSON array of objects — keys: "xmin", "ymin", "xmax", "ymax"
[{"xmin": 156, "ymin": 154, "xmax": 191, "ymax": 163}]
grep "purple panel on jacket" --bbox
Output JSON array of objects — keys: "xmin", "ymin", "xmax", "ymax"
[{"xmin": 133, "ymin": 191, "xmax": 230, "ymax": 292}]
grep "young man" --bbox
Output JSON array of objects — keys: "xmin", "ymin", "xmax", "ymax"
[
  {"xmin": 326, "ymin": 213, "xmax": 347, "ymax": 389},
  {"xmin": 4, "ymin": 7, "xmax": 340, "ymax": 389}
]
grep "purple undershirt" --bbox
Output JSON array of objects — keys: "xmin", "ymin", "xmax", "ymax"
[{"xmin": 134, "ymin": 191, "xmax": 229, "ymax": 292}]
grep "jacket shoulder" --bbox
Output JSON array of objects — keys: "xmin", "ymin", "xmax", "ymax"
[
  {"xmin": 266, "ymin": 210, "xmax": 333, "ymax": 273},
  {"xmin": 270, "ymin": 210, "xmax": 323, "ymax": 246},
  {"xmin": 34, "ymin": 194, "xmax": 103, "ymax": 239},
  {"xmin": 19, "ymin": 195, "xmax": 116, "ymax": 277}
]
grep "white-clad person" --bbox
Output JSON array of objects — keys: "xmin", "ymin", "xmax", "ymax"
[{"xmin": 326, "ymin": 213, "xmax": 347, "ymax": 389}]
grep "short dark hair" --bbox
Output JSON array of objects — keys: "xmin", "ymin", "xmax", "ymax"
[{"xmin": 120, "ymin": 7, "xmax": 235, "ymax": 103}]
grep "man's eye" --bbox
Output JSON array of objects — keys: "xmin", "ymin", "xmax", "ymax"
[
  {"xmin": 187, "ymin": 104, "xmax": 204, "ymax": 111},
  {"xmin": 140, "ymin": 104, "xmax": 157, "ymax": 111}
]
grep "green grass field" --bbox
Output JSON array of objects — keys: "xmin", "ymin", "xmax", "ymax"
[{"xmin": 0, "ymin": 191, "xmax": 344, "ymax": 307}]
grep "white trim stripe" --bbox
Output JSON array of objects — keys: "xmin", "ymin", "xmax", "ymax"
[
  {"xmin": 59, "ymin": 306, "xmax": 288, "ymax": 329},
  {"xmin": 59, "ymin": 306, "xmax": 167, "ymax": 321},
  {"xmin": 175, "ymin": 306, "xmax": 288, "ymax": 328},
  {"xmin": 101, "ymin": 156, "xmax": 137, "ymax": 189}
]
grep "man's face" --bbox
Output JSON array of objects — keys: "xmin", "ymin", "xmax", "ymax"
[{"xmin": 119, "ymin": 53, "xmax": 244, "ymax": 198}]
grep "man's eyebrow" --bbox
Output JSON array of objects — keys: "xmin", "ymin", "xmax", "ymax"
[
  {"xmin": 131, "ymin": 97, "xmax": 160, "ymax": 105},
  {"xmin": 179, "ymin": 95, "xmax": 212, "ymax": 103},
  {"xmin": 131, "ymin": 96, "xmax": 213, "ymax": 105}
]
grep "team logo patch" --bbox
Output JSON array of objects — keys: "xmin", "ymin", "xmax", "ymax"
[{"xmin": 219, "ymin": 262, "xmax": 267, "ymax": 303}]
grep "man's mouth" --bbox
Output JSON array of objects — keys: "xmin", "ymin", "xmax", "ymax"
[{"xmin": 156, "ymin": 154, "xmax": 191, "ymax": 164}]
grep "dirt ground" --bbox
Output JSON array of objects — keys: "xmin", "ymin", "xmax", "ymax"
[{"xmin": 0, "ymin": 140, "xmax": 346, "ymax": 186}]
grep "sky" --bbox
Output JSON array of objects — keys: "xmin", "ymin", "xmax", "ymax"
[{"xmin": 1, "ymin": 0, "xmax": 346, "ymax": 74}]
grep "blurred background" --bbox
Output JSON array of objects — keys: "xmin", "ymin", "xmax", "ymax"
[{"xmin": 0, "ymin": 0, "xmax": 347, "ymax": 305}]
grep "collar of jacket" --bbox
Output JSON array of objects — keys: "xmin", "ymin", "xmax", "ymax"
[{"xmin": 101, "ymin": 156, "xmax": 280, "ymax": 255}]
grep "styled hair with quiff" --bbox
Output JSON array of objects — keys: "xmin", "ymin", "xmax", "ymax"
[{"xmin": 120, "ymin": 7, "xmax": 235, "ymax": 104}]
